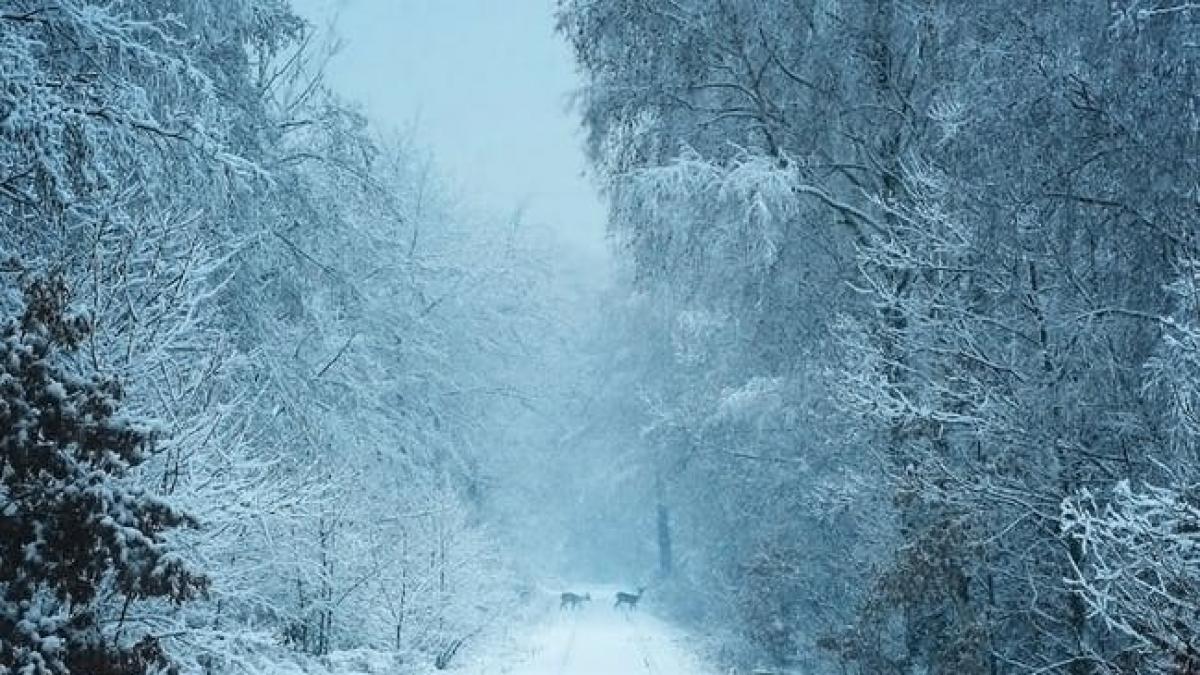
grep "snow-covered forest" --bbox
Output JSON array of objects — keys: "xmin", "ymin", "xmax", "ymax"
[{"xmin": 0, "ymin": 1, "xmax": 1197, "ymax": 675}]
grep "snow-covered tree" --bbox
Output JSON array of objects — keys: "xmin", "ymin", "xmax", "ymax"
[
  {"xmin": 562, "ymin": 0, "xmax": 1198, "ymax": 672},
  {"xmin": 2, "ymin": 2, "xmax": 554, "ymax": 671},
  {"xmin": 0, "ymin": 274, "xmax": 206, "ymax": 675}
]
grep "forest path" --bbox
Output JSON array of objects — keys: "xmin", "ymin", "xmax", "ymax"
[{"xmin": 455, "ymin": 586, "xmax": 718, "ymax": 675}]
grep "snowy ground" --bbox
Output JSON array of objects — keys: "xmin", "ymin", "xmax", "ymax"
[{"xmin": 454, "ymin": 586, "xmax": 718, "ymax": 675}]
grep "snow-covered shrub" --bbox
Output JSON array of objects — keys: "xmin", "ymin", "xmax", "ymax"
[
  {"xmin": 1060, "ymin": 261, "xmax": 1200, "ymax": 673},
  {"xmin": 1062, "ymin": 480, "xmax": 1200, "ymax": 674}
]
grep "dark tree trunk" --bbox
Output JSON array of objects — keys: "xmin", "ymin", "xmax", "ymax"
[{"xmin": 656, "ymin": 470, "xmax": 672, "ymax": 577}]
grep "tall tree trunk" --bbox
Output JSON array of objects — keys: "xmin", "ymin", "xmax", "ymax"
[{"xmin": 655, "ymin": 469, "xmax": 673, "ymax": 577}]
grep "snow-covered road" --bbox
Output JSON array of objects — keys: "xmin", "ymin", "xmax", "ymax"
[{"xmin": 457, "ymin": 588, "xmax": 718, "ymax": 675}]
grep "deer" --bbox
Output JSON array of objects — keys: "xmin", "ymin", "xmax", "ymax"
[
  {"xmin": 560, "ymin": 591, "xmax": 591, "ymax": 610},
  {"xmin": 613, "ymin": 587, "xmax": 645, "ymax": 611}
]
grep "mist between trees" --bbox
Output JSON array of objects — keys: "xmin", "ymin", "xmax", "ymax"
[{"xmin": 0, "ymin": 2, "xmax": 1198, "ymax": 675}]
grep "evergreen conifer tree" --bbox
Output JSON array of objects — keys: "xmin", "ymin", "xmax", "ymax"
[{"xmin": 0, "ymin": 275, "xmax": 207, "ymax": 675}]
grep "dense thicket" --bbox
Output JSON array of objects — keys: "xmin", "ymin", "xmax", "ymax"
[
  {"xmin": 559, "ymin": 1, "xmax": 1199, "ymax": 673},
  {"xmin": 0, "ymin": 2, "xmax": 552, "ymax": 672}
]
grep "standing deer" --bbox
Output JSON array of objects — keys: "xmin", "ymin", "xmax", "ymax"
[
  {"xmin": 613, "ymin": 587, "xmax": 645, "ymax": 610},
  {"xmin": 560, "ymin": 591, "xmax": 591, "ymax": 610}
]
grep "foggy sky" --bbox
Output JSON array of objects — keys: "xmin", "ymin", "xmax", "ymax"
[{"xmin": 295, "ymin": 0, "xmax": 608, "ymax": 261}]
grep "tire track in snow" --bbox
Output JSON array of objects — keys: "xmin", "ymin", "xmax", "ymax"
[
  {"xmin": 554, "ymin": 611, "xmax": 578, "ymax": 675},
  {"xmin": 627, "ymin": 616, "xmax": 659, "ymax": 675}
]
